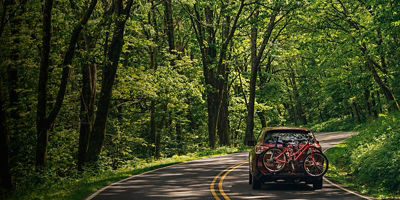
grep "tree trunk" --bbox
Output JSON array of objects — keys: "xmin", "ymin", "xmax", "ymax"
[
  {"xmin": 360, "ymin": 46, "xmax": 400, "ymax": 112},
  {"xmin": 291, "ymin": 99, "xmax": 299, "ymax": 126},
  {"xmin": 86, "ymin": 0, "xmax": 134, "ymax": 162},
  {"xmin": 367, "ymin": 60, "xmax": 399, "ymax": 112},
  {"xmin": 206, "ymin": 92, "xmax": 217, "ymax": 148},
  {"xmin": 233, "ymin": 116, "xmax": 243, "ymax": 146},
  {"xmin": 149, "ymin": 102, "xmax": 156, "ymax": 156},
  {"xmin": 351, "ymin": 102, "xmax": 362, "ymax": 123},
  {"xmin": 217, "ymin": 2, "xmax": 232, "ymax": 146},
  {"xmin": 148, "ymin": 0, "xmax": 159, "ymax": 157},
  {"xmin": 244, "ymin": 11, "xmax": 258, "ymax": 145},
  {"xmin": 155, "ymin": 103, "xmax": 167, "ymax": 158},
  {"xmin": 217, "ymin": 91, "xmax": 230, "ymax": 146},
  {"xmin": 217, "ymin": 0, "xmax": 245, "ymax": 146},
  {"xmin": 78, "ymin": 63, "xmax": 96, "ymax": 170},
  {"xmin": 36, "ymin": 0, "xmax": 98, "ymax": 166},
  {"xmin": 285, "ymin": 91, "xmax": 298, "ymax": 126},
  {"xmin": 291, "ymin": 71, "xmax": 307, "ymax": 125},
  {"xmin": 371, "ymin": 91, "xmax": 378, "ymax": 118},
  {"xmin": 376, "ymin": 92, "xmax": 383, "ymax": 113},
  {"xmin": 0, "ymin": 0, "xmax": 7, "ymax": 37},
  {"xmin": 244, "ymin": 10, "xmax": 278, "ymax": 145},
  {"xmin": 0, "ymin": 74, "xmax": 13, "ymax": 190},
  {"xmin": 176, "ymin": 118, "xmax": 183, "ymax": 155},
  {"xmin": 204, "ymin": 6, "xmax": 218, "ymax": 148},
  {"xmin": 364, "ymin": 88, "xmax": 373, "ymax": 118},
  {"xmin": 7, "ymin": 10, "xmax": 22, "ymax": 119},
  {"xmin": 155, "ymin": 115, "xmax": 161, "ymax": 158},
  {"xmin": 163, "ymin": 0, "xmax": 174, "ymax": 53},
  {"xmin": 6, "ymin": 66, "xmax": 18, "ymax": 119},
  {"xmin": 163, "ymin": 0, "xmax": 187, "ymax": 151},
  {"xmin": 36, "ymin": 0, "xmax": 53, "ymax": 167},
  {"xmin": 155, "ymin": 130, "xmax": 161, "ymax": 158},
  {"xmin": 257, "ymin": 111, "xmax": 267, "ymax": 128}
]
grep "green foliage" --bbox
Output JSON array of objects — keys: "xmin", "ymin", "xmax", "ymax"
[
  {"xmin": 1, "ymin": 0, "xmax": 399, "ymax": 198},
  {"xmin": 325, "ymin": 112, "xmax": 400, "ymax": 198},
  {"xmin": 308, "ymin": 117, "xmax": 358, "ymax": 132}
]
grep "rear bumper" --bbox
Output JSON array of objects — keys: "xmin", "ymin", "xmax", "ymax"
[{"xmin": 253, "ymin": 169, "xmax": 321, "ymax": 183}]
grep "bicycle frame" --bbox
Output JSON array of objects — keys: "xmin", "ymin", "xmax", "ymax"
[{"xmin": 274, "ymin": 142, "xmax": 313, "ymax": 164}]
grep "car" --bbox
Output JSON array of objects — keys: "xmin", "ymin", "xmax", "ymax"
[{"xmin": 248, "ymin": 127, "xmax": 328, "ymax": 190}]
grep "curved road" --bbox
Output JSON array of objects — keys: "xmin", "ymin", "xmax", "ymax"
[{"xmin": 87, "ymin": 132, "xmax": 371, "ymax": 200}]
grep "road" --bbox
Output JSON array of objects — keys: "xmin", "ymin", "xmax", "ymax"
[{"xmin": 87, "ymin": 132, "xmax": 371, "ymax": 200}]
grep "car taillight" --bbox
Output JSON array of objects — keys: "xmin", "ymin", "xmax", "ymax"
[{"xmin": 255, "ymin": 145, "xmax": 268, "ymax": 154}]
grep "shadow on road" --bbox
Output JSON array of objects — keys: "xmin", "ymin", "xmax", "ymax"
[
  {"xmin": 91, "ymin": 153, "xmax": 249, "ymax": 200},
  {"xmin": 90, "ymin": 132, "xmax": 366, "ymax": 200},
  {"xmin": 262, "ymin": 182, "xmax": 315, "ymax": 191},
  {"xmin": 225, "ymin": 164, "xmax": 364, "ymax": 200}
]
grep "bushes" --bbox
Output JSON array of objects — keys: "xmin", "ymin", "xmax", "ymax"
[
  {"xmin": 309, "ymin": 116, "xmax": 356, "ymax": 132},
  {"xmin": 325, "ymin": 112, "xmax": 400, "ymax": 197}
]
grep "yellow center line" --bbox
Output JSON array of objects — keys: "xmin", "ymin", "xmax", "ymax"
[
  {"xmin": 218, "ymin": 160, "xmax": 247, "ymax": 200},
  {"xmin": 210, "ymin": 160, "xmax": 248, "ymax": 200},
  {"xmin": 210, "ymin": 168, "xmax": 226, "ymax": 200}
]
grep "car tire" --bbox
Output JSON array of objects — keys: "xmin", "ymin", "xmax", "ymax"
[
  {"xmin": 249, "ymin": 171, "xmax": 252, "ymax": 185},
  {"xmin": 252, "ymin": 175, "xmax": 262, "ymax": 190},
  {"xmin": 312, "ymin": 177, "xmax": 323, "ymax": 189}
]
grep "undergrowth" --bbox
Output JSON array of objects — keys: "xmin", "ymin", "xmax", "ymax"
[
  {"xmin": 308, "ymin": 116, "xmax": 357, "ymax": 132},
  {"xmin": 324, "ymin": 112, "xmax": 400, "ymax": 199}
]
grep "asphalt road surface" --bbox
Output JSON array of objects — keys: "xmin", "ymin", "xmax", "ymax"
[{"xmin": 87, "ymin": 132, "xmax": 371, "ymax": 200}]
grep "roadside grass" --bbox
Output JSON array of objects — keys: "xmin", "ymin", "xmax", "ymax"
[
  {"xmin": 2, "ymin": 146, "xmax": 250, "ymax": 200},
  {"xmin": 324, "ymin": 112, "xmax": 400, "ymax": 199}
]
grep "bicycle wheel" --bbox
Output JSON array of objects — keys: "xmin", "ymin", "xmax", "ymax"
[
  {"xmin": 303, "ymin": 152, "xmax": 328, "ymax": 177},
  {"xmin": 262, "ymin": 147, "xmax": 287, "ymax": 173}
]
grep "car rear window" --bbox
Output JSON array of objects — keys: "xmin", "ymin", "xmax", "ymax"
[{"xmin": 263, "ymin": 130, "xmax": 313, "ymax": 144}]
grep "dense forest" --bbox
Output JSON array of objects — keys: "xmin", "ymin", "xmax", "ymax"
[{"xmin": 0, "ymin": 0, "xmax": 399, "ymax": 196}]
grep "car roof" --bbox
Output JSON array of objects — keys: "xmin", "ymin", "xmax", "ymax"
[{"xmin": 263, "ymin": 126, "xmax": 311, "ymax": 132}]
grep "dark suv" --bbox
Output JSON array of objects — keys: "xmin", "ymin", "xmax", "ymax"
[{"xmin": 248, "ymin": 127, "xmax": 326, "ymax": 190}]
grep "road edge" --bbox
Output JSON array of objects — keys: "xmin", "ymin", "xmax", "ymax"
[
  {"xmin": 321, "ymin": 135, "xmax": 374, "ymax": 200},
  {"xmin": 85, "ymin": 164, "xmax": 177, "ymax": 200},
  {"xmin": 323, "ymin": 177, "xmax": 373, "ymax": 200},
  {"xmin": 84, "ymin": 152, "xmax": 247, "ymax": 200},
  {"xmin": 85, "ymin": 131, "xmax": 375, "ymax": 200}
]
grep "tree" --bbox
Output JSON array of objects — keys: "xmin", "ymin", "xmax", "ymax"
[
  {"xmin": 186, "ymin": 0, "xmax": 245, "ymax": 147},
  {"xmin": 35, "ymin": 0, "xmax": 98, "ymax": 166},
  {"xmin": 318, "ymin": 0, "xmax": 399, "ymax": 112},
  {"xmin": 35, "ymin": 0, "xmax": 54, "ymax": 167},
  {"xmin": 0, "ymin": 74, "xmax": 12, "ymax": 189},
  {"xmin": 86, "ymin": 0, "xmax": 135, "ymax": 163},
  {"xmin": 244, "ymin": 1, "xmax": 292, "ymax": 145},
  {"xmin": 78, "ymin": 61, "xmax": 97, "ymax": 169}
]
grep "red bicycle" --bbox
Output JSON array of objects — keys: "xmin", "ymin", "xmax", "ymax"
[{"xmin": 262, "ymin": 139, "xmax": 328, "ymax": 177}]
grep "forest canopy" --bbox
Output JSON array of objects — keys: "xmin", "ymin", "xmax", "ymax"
[{"xmin": 0, "ymin": 0, "xmax": 399, "ymax": 193}]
